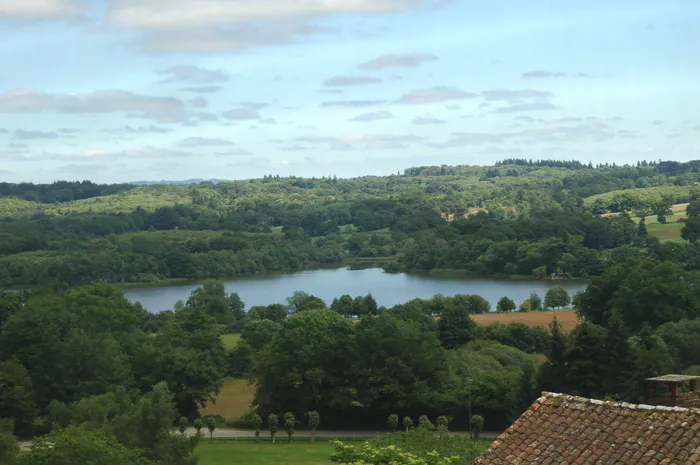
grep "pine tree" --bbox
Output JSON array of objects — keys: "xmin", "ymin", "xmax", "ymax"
[
  {"xmin": 601, "ymin": 312, "xmax": 633, "ymax": 397},
  {"xmin": 564, "ymin": 321, "xmax": 607, "ymax": 398},
  {"xmin": 537, "ymin": 317, "xmax": 568, "ymax": 393},
  {"xmin": 637, "ymin": 216, "xmax": 648, "ymax": 238}
]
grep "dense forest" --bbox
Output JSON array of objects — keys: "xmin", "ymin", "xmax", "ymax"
[{"xmin": 1, "ymin": 159, "xmax": 700, "ymax": 287}]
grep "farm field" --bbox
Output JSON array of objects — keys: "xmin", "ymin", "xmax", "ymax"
[
  {"xmin": 196, "ymin": 439, "xmax": 336, "ymax": 465},
  {"xmin": 472, "ymin": 309, "xmax": 580, "ymax": 331},
  {"xmin": 647, "ymin": 222, "xmax": 685, "ymax": 241},
  {"xmin": 201, "ymin": 379, "xmax": 256, "ymax": 422}
]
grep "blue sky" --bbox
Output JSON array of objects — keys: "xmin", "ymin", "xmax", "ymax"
[{"xmin": 0, "ymin": 0, "xmax": 698, "ymax": 183}]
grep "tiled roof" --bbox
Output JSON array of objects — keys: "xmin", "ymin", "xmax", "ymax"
[{"xmin": 473, "ymin": 392, "xmax": 700, "ymax": 464}]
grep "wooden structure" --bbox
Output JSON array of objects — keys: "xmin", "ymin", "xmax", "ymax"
[{"xmin": 646, "ymin": 374, "xmax": 700, "ymax": 407}]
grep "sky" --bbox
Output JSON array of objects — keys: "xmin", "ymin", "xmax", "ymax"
[{"xmin": 0, "ymin": 0, "xmax": 699, "ymax": 183}]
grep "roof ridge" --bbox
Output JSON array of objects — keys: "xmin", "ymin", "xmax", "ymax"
[{"xmin": 542, "ymin": 391, "xmax": 700, "ymax": 413}]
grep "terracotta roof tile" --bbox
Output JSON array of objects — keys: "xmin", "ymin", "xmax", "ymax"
[{"xmin": 473, "ymin": 392, "xmax": 700, "ymax": 464}]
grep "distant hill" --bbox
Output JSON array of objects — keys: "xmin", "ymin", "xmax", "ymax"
[{"xmin": 130, "ymin": 179, "xmax": 231, "ymax": 186}]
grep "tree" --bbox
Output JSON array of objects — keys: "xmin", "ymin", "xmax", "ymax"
[
  {"xmin": 0, "ymin": 420, "xmax": 18, "ymax": 465},
  {"xmin": 436, "ymin": 416, "xmax": 449, "ymax": 439},
  {"xmin": 528, "ymin": 293, "xmax": 542, "ymax": 311},
  {"xmin": 681, "ymin": 216, "xmax": 700, "ymax": 243},
  {"xmin": 651, "ymin": 200, "xmax": 673, "ymax": 224},
  {"xmin": 20, "ymin": 425, "xmax": 151, "ymax": 465},
  {"xmin": 307, "ymin": 411, "xmax": 320, "ymax": 444},
  {"xmin": 0, "ymin": 358, "xmax": 37, "ymax": 436},
  {"xmin": 241, "ymin": 320, "xmax": 281, "ymax": 351},
  {"xmin": 284, "ymin": 412, "xmax": 296, "ymax": 443},
  {"xmin": 471, "ymin": 414, "xmax": 484, "ymax": 440},
  {"xmin": 268, "ymin": 413, "xmax": 279, "ymax": 443},
  {"xmin": 178, "ymin": 416, "xmax": 188, "ymax": 434},
  {"xmin": 637, "ymin": 216, "xmax": 648, "ymax": 238},
  {"xmin": 251, "ymin": 413, "xmax": 263, "ymax": 441},
  {"xmin": 537, "ymin": 317, "xmax": 568, "ymax": 393},
  {"xmin": 544, "ymin": 286, "xmax": 570, "ymax": 309},
  {"xmin": 402, "ymin": 416, "xmax": 413, "ymax": 433},
  {"xmin": 205, "ymin": 416, "xmax": 217, "ymax": 438},
  {"xmin": 518, "ymin": 300, "xmax": 532, "ymax": 312},
  {"xmin": 286, "ymin": 291, "xmax": 326, "ymax": 313},
  {"xmin": 387, "ymin": 414, "xmax": 398, "ymax": 432},
  {"xmin": 600, "ymin": 311, "xmax": 634, "ymax": 396},
  {"xmin": 193, "ymin": 418, "xmax": 203, "ymax": 436},
  {"xmin": 516, "ymin": 362, "xmax": 537, "ymax": 416},
  {"xmin": 438, "ymin": 304, "xmax": 477, "ymax": 349},
  {"xmin": 564, "ymin": 321, "xmax": 607, "ymax": 398},
  {"xmin": 418, "ymin": 415, "xmax": 433, "ymax": 430},
  {"xmin": 496, "ymin": 296, "xmax": 516, "ymax": 313}
]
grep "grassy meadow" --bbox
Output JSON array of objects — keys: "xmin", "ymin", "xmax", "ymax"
[
  {"xmin": 220, "ymin": 333, "xmax": 242, "ymax": 350},
  {"xmin": 201, "ymin": 378, "xmax": 256, "ymax": 422},
  {"xmin": 196, "ymin": 439, "xmax": 337, "ymax": 465}
]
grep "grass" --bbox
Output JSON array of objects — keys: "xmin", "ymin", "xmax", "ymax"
[
  {"xmin": 647, "ymin": 222, "xmax": 684, "ymax": 241},
  {"xmin": 472, "ymin": 309, "xmax": 580, "ymax": 331},
  {"xmin": 196, "ymin": 439, "xmax": 336, "ymax": 465},
  {"xmin": 201, "ymin": 379, "xmax": 256, "ymax": 422},
  {"xmin": 220, "ymin": 333, "xmax": 241, "ymax": 350}
]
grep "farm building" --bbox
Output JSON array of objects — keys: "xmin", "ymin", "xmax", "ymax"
[{"xmin": 473, "ymin": 392, "xmax": 700, "ymax": 464}]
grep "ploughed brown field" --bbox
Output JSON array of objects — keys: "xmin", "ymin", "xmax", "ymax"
[{"xmin": 472, "ymin": 309, "xmax": 580, "ymax": 331}]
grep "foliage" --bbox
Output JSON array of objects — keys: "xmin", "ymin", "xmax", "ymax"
[
  {"xmin": 0, "ymin": 419, "xmax": 19, "ymax": 464},
  {"xmin": 268, "ymin": 414, "xmax": 278, "ymax": 443},
  {"xmin": 388, "ymin": 414, "xmax": 399, "ymax": 432},
  {"xmin": 470, "ymin": 415, "xmax": 484, "ymax": 440},
  {"xmin": 250, "ymin": 413, "xmax": 262, "ymax": 440},
  {"xmin": 307, "ymin": 411, "xmax": 320, "ymax": 443},
  {"xmin": 0, "ymin": 358, "xmax": 37, "ymax": 436},
  {"xmin": 544, "ymin": 286, "xmax": 570, "ymax": 309},
  {"xmin": 193, "ymin": 419, "xmax": 203, "ymax": 436},
  {"xmin": 205, "ymin": 416, "xmax": 217, "ymax": 438},
  {"xmin": 402, "ymin": 417, "xmax": 413, "ymax": 433},
  {"xmin": 284, "ymin": 412, "xmax": 296, "ymax": 443},
  {"xmin": 496, "ymin": 296, "xmax": 516, "ymax": 313},
  {"xmin": 18, "ymin": 425, "xmax": 153, "ymax": 465}
]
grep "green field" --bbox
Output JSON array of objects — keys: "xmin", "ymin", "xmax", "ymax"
[
  {"xmin": 647, "ymin": 222, "xmax": 684, "ymax": 241},
  {"xmin": 197, "ymin": 439, "xmax": 336, "ymax": 465},
  {"xmin": 220, "ymin": 333, "xmax": 242, "ymax": 350}
]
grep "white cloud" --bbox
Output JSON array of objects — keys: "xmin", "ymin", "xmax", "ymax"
[
  {"xmin": 321, "ymin": 100, "xmax": 384, "ymax": 107},
  {"xmin": 222, "ymin": 108, "xmax": 261, "ymax": 120},
  {"xmin": 349, "ymin": 111, "xmax": 393, "ymax": 122},
  {"xmin": 481, "ymin": 89, "xmax": 553, "ymax": 101},
  {"xmin": 107, "ymin": 125, "xmax": 174, "ymax": 134},
  {"xmin": 359, "ymin": 53, "xmax": 437, "ymax": 70},
  {"xmin": 13, "ymin": 129, "xmax": 59, "ymax": 140},
  {"xmin": 109, "ymin": 0, "xmax": 424, "ymax": 29},
  {"xmin": 189, "ymin": 97, "xmax": 208, "ymax": 108},
  {"xmin": 179, "ymin": 86, "xmax": 224, "ymax": 94},
  {"xmin": 0, "ymin": 89, "xmax": 186, "ymax": 123},
  {"xmin": 522, "ymin": 70, "xmax": 566, "ymax": 79},
  {"xmin": 412, "ymin": 115, "xmax": 445, "ymax": 125},
  {"xmin": 0, "ymin": 0, "xmax": 84, "ymax": 18},
  {"xmin": 177, "ymin": 137, "xmax": 233, "ymax": 147},
  {"xmin": 323, "ymin": 75, "xmax": 383, "ymax": 86},
  {"xmin": 397, "ymin": 86, "xmax": 476, "ymax": 104},
  {"xmin": 158, "ymin": 65, "xmax": 229, "ymax": 83},
  {"xmin": 491, "ymin": 102, "xmax": 559, "ymax": 113}
]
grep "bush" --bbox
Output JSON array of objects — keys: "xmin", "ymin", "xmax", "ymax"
[
  {"xmin": 333, "ymin": 427, "xmax": 487, "ymax": 465},
  {"xmin": 471, "ymin": 415, "xmax": 484, "ymax": 440}
]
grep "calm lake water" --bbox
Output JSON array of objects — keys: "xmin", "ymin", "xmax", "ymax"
[{"xmin": 123, "ymin": 268, "xmax": 589, "ymax": 313}]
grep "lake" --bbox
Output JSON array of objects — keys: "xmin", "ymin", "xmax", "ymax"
[{"xmin": 122, "ymin": 268, "xmax": 589, "ymax": 313}]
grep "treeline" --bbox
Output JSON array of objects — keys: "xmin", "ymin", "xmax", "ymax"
[{"xmin": 0, "ymin": 180, "xmax": 134, "ymax": 203}]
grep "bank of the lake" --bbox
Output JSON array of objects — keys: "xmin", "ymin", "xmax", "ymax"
[{"xmin": 123, "ymin": 267, "xmax": 588, "ymax": 313}]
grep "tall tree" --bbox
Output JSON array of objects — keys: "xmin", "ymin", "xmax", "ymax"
[
  {"xmin": 564, "ymin": 321, "xmax": 607, "ymax": 398},
  {"xmin": 0, "ymin": 358, "xmax": 37, "ymax": 435},
  {"xmin": 537, "ymin": 317, "xmax": 568, "ymax": 393},
  {"xmin": 438, "ymin": 305, "xmax": 477, "ymax": 349},
  {"xmin": 600, "ymin": 311, "xmax": 634, "ymax": 396}
]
